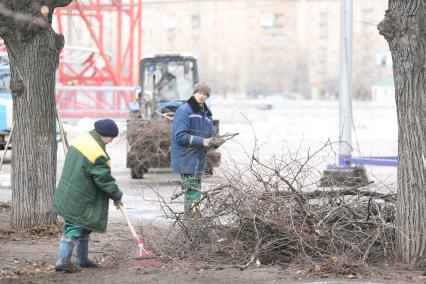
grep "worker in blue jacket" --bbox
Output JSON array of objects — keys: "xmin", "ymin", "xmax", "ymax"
[{"xmin": 171, "ymin": 81, "xmax": 221, "ymax": 213}]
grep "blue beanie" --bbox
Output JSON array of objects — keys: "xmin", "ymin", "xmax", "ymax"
[{"xmin": 94, "ymin": 119, "xmax": 119, "ymax": 137}]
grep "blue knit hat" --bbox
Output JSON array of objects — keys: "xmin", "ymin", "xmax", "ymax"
[{"xmin": 94, "ymin": 119, "xmax": 119, "ymax": 137}]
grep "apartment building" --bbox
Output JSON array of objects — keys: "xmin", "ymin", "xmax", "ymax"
[
  {"xmin": 58, "ymin": 0, "xmax": 390, "ymax": 98},
  {"xmin": 140, "ymin": 0, "xmax": 390, "ymax": 98}
]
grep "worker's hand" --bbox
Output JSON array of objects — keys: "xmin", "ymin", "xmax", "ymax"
[
  {"xmin": 202, "ymin": 138, "xmax": 213, "ymax": 147},
  {"xmin": 114, "ymin": 199, "xmax": 123, "ymax": 209},
  {"xmin": 211, "ymin": 137, "xmax": 225, "ymax": 148}
]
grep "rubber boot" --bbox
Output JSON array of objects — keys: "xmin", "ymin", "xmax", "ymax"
[
  {"xmin": 184, "ymin": 190, "xmax": 201, "ymax": 214},
  {"xmin": 76, "ymin": 235, "xmax": 98, "ymax": 268},
  {"xmin": 55, "ymin": 237, "xmax": 81, "ymax": 273},
  {"xmin": 181, "ymin": 174, "xmax": 202, "ymax": 215}
]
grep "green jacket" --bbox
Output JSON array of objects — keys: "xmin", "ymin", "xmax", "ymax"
[{"xmin": 52, "ymin": 130, "xmax": 122, "ymax": 233}]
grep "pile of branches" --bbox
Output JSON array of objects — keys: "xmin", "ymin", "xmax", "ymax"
[
  {"xmin": 126, "ymin": 117, "xmax": 173, "ymax": 170},
  {"xmin": 154, "ymin": 145, "xmax": 397, "ymax": 271}
]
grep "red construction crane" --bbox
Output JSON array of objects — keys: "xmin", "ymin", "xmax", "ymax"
[
  {"xmin": 55, "ymin": 0, "xmax": 142, "ymax": 86},
  {"xmin": 0, "ymin": 1, "xmax": 143, "ymax": 119},
  {"xmin": 55, "ymin": 0, "xmax": 143, "ymax": 118}
]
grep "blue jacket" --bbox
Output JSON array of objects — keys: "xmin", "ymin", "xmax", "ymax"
[{"xmin": 171, "ymin": 96, "xmax": 215, "ymax": 176}]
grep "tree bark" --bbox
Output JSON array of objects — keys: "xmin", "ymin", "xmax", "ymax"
[
  {"xmin": 378, "ymin": 1, "xmax": 426, "ymax": 263},
  {"xmin": 0, "ymin": 0, "xmax": 71, "ymax": 228}
]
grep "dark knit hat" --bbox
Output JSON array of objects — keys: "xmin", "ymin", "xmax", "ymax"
[
  {"xmin": 193, "ymin": 81, "xmax": 211, "ymax": 97},
  {"xmin": 94, "ymin": 119, "xmax": 119, "ymax": 138}
]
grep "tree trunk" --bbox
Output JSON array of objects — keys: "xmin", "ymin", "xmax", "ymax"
[
  {"xmin": 0, "ymin": 1, "xmax": 71, "ymax": 228},
  {"xmin": 378, "ymin": 1, "xmax": 426, "ymax": 263},
  {"xmin": 6, "ymin": 28, "xmax": 62, "ymax": 227}
]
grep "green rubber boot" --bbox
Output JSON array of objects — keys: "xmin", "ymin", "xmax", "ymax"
[
  {"xmin": 55, "ymin": 237, "xmax": 81, "ymax": 273},
  {"xmin": 76, "ymin": 235, "xmax": 98, "ymax": 268}
]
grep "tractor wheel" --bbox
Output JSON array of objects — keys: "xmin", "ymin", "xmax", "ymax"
[{"xmin": 131, "ymin": 166, "xmax": 147, "ymax": 179}]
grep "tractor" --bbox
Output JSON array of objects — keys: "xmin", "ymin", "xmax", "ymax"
[{"xmin": 126, "ymin": 54, "xmax": 220, "ymax": 178}]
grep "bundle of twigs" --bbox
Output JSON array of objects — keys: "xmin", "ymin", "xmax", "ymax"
[
  {"xmin": 126, "ymin": 118, "xmax": 173, "ymax": 170},
  {"xmin": 154, "ymin": 143, "xmax": 396, "ymax": 271}
]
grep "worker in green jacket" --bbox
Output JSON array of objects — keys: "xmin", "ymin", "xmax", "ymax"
[{"xmin": 52, "ymin": 119, "xmax": 123, "ymax": 273}]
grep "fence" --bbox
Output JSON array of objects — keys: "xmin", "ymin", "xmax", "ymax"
[{"xmin": 56, "ymin": 85, "xmax": 138, "ymax": 119}]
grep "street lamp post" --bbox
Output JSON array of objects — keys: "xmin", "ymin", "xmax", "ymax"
[
  {"xmin": 338, "ymin": 0, "xmax": 353, "ymax": 166},
  {"xmin": 320, "ymin": 0, "xmax": 368, "ymax": 187}
]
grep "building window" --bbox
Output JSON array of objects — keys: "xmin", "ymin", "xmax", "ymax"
[
  {"xmin": 192, "ymin": 14, "xmax": 200, "ymax": 28},
  {"xmin": 260, "ymin": 13, "xmax": 284, "ymax": 28},
  {"xmin": 163, "ymin": 15, "xmax": 177, "ymax": 30},
  {"xmin": 274, "ymin": 35, "xmax": 284, "ymax": 45},
  {"xmin": 260, "ymin": 13, "xmax": 275, "ymax": 27},
  {"xmin": 260, "ymin": 36, "xmax": 274, "ymax": 45},
  {"xmin": 274, "ymin": 13, "xmax": 283, "ymax": 27}
]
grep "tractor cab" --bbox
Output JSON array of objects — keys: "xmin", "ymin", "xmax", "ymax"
[
  {"xmin": 126, "ymin": 53, "xmax": 220, "ymax": 179},
  {"xmin": 137, "ymin": 54, "xmax": 198, "ymax": 117}
]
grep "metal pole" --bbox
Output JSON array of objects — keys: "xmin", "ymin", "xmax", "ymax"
[
  {"xmin": 138, "ymin": 0, "xmax": 142, "ymax": 84},
  {"xmin": 117, "ymin": 0, "xmax": 123, "ymax": 80},
  {"xmin": 338, "ymin": 0, "xmax": 353, "ymax": 167}
]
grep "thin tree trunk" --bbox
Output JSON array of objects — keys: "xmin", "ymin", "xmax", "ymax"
[
  {"xmin": 0, "ymin": 0, "xmax": 72, "ymax": 229},
  {"xmin": 378, "ymin": 1, "xmax": 426, "ymax": 263},
  {"xmin": 3, "ymin": 28, "xmax": 64, "ymax": 230},
  {"xmin": 7, "ymin": 28, "xmax": 61, "ymax": 227}
]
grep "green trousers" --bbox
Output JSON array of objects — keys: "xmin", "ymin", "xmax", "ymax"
[
  {"xmin": 63, "ymin": 220, "xmax": 92, "ymax": 239},
  {"xmin": 181, "ymin": 174, "xmax": 202, "ymax": 213}
]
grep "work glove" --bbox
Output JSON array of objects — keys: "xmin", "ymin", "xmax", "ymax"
[
  {"xmin": 112, "ymin": 189, "xmax": 123, "ymax": 209},
  {"xmin": 203, "ymin": 138, "xmax": 213, "ymax": 147},
  {"xmin": 211, "ymin": 137, "xmax": 225, "ymax": 148},
  {"xmin": 114, "ymin": 199, "xmax": 123, "ymax": 209},
  {"xmin": 111, "ymin": 189, "xmax": 123, "ymax": 201}
]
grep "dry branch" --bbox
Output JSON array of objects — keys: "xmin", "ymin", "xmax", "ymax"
[{"xmin": 145, "ymin": 141, "xmax": 396, "ymax": 274}]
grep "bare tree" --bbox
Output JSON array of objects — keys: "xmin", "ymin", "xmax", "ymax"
[
  {"xmin": 0, "ymin": 0, "xmax": 72, "ymax": 228},
  {"xmin": 378, "ymin": 1, "xmax": 426, "ymax": 264}
]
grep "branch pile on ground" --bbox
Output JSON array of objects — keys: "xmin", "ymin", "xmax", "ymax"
[
  {"xmin": 156, "ymin": 149, "xmax": 396, "ymax": 271},
  {"xmin": 126, "ymin": 117, "xmax": 173, "ymax": 169}
]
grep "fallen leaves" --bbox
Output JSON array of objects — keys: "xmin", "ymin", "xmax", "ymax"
[
  {"xmin": 0, "ymin": 260, "xmax": 54, "ymax": 279},
  {"xmin": 0, "ymin": 222, "xmax": 63, "ymax": 241}
]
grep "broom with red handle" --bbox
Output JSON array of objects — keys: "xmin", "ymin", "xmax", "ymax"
[{"xmin": 116, "ymin": 203, "xmax": 160, "ymax": 264}]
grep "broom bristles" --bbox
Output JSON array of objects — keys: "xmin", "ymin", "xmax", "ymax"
[{"xmin": 133, "ymin": 239, "xmax": 162, "ymax": 267}]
